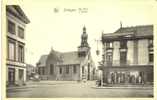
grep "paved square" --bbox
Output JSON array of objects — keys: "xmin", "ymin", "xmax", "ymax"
[{"xmin": 7, "ymin": 81, "xmax": 153, "ymax": 98}]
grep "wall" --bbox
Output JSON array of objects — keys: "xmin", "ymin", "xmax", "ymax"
[
  {"xmin": 138, "ymin": 39, "xmax": 149, "ymax": 65},
  {"xmin": 112, "ymin": 41, "xmax": 120, "ymax": 66},
  {"xmin": 6, "ymin": 12, "xmax": 27, "ymax": 85},
  {"xmin": 56, "ymin": 64, "xmax": 80, "ymax": 81},
  {"xmin": 47, "ymin": 64, "xmax": 80, "ymax": 81},
  {"xmin": 127, "ymin": 40, "xmax": 134, "ymax": 65},
  {"xmin": 103, "ymin": 39, "xmax": 150, "ymax": 66}
]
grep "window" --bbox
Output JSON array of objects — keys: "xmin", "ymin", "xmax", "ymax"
[
  {"xmin": 42, "ymin": 67, "xmax": 45, "ymax": 75},
  {"xmin": 8, "ymin": 20, "xmax": 15, "ymax": 34},
  {"xmin": 148, "ymin": 39, "xmax": 153, "ymax": 63},
  {"xmin": 8, "ymin": 68, "xmax": 15, "ymax": 83},
  {"xmin": 82, "ymin": 66, "xmax": 84, "ymax": 74},
  {"xmin": 73, "ymin": 65, "xmax": 77, "ymax": 74},
  {"xmin": 19, "ymin": 69, "xmax": 24, "ymax": 80},
  {"xmin": 8, "ymin": 41, "xmax": 15, "ymax": 60},
  {"xmin": 149, "ymin": 53, "xmax": 153, "ymax": 63},
  {"xmin": 106, "ymin": 53, "xmax": 113, "ymax": 65},
  {"xmin": 149, "ymin": 39, "xmax": 153, "ymax": 47},
  {"xmin": 18, "ymin": 45, "xmax": 24, "ymax": 62},
  {"xmin": 106, "ymin": 42, "xmax": 113, "ymax": 48},
  {"xmin": 120, "ymin": 52, "xmax": 127, "ymax": 65},
  {"xmin": 59, "ymin": 67, "xmax": 62, "ymax": 74},
  {"xmin": 106, "ymin": 53, "xmax": 112, "ymax": 62},
  {"xmin": 66, "ymin": 66, "xmax": 69, "ymax": 74},
  {"xmin": 18, "ymin": 26, "xmax": 24, "ymax": 39},
  {"xmin": 50, "ymin": 64, "xmax": 54, "ymax": 75},
  {"xmin": 120, "ymin": 40, "xmax": 127, "ymax": 48}
]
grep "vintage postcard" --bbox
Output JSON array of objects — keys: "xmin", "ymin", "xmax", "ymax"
[{"xmin": 1, "ymin": 0, "xmax": 157, "ymax": 99}]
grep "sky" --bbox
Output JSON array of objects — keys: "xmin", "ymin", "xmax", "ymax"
[{"xmin": 6, "ymin": 0, "xmax": 155, "ymax": 67}]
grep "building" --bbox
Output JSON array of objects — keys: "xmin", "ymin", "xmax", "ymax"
[
  {"xmin": 37, "ymin": 26, "xmax": 96, "ymax": 81},
  {"xmin": 6, "ymin": 5, "xmax": 30, "ymax": 86},
  {"xmin": 36, "ymin": 55, "xmax": 48, "ymax": 80},
  {"xmin": 100, "ymin": 25, "xmax": 153, "ymax": 85},
  {"xmin": 26, "ymin": 64, "xmax": 37, "ymax": 80}
]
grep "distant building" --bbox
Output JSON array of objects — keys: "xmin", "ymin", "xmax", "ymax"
[
  {"xmin": 37, "ymin": 27, "xmax": 96, "ymax": 81},
  {"xmin": 26, "ymin": 64, "xmax": 36, "ymax": 80},
  {"xmin": 100, "ymin": 25, "xmax": 153, "ymax": 85},
  {"xmin": 6, "ymin": 5, "xmax": 30, "ymax": 86},
  {"xmin": 36, "ymin": 55, "xmax": 48, "ymax": 79}
]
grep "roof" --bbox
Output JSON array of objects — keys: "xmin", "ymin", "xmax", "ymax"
[
  {"xmin": 6, "ymin": 5, "xmax": 30, "ymax": 24},
  {"xmin": 46, "ymin": 49, "xmax": 63, "ymax": 64},
  {"xmin": 58, "ymin": 51, "xmax": 85, "ymax": 65},
  {"xmin": 37, "ymin": 55, "xmax": 48, "ymax": 67},
  {"xmin": 102, "ymin": 25, "xmax": 153, "ymax": 41},
  {"xmin": 39, "ymin": 47, "xmax": 90, "ymax": 66},
  {"xmin": 46, "ymin": 48, "xmax": 85, "ymax": 65},
  {"xmin": 114, "ymin": 25, "xmax": 153, "ymax": 36}
]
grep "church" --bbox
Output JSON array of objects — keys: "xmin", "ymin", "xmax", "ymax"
[{"xmin": 37, "ymin": 26, "xmax": 96, "ymax": 81}]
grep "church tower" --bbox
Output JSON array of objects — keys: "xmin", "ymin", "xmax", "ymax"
[{"xmin": 78, "ymin": 26, "xmax": 90, "ymax": 57}]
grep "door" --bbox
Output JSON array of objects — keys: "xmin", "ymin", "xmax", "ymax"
[
  {"xmin": 87, "ymin": 63, "xmax": 90, "ymax": 80},
  {"xmin": 19, "ymin": 69, "xmax": 24, "ymax": 81},
  {"xmin": 8, "ymin": 68, "xmax": 15, "ymax": 84}
]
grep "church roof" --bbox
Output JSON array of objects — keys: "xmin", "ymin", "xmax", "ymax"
[
  {"xmin": 45, "ymin": 48, "xmax": 86, "ymax": 66},
  {"xmin": 58, "ymin": 51, "xmax": 85, "ymax": 65},
  {"xmin": 37, "ymin": 55, "xmax": 48, "ymax": 67}
]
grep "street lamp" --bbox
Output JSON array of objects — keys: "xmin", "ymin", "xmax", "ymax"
[{"xmin": 95, "ymin": 39, "xmax": 101, "ymax": 56}]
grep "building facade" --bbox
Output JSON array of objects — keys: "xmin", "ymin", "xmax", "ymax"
[
  {"xmin": 6, "ymin": 5, "xmax": 30, "ymax": 86},
  {"xmin": 37, "ymin": 27, "xmax": 96, "ymax": 81},
  {"xmin": 26, "ymin": 64, "xmax": 37, "ymax": 80},
  {"xmin": 100, "ymin": 25, "xmax": 153, "ymax": 85}
]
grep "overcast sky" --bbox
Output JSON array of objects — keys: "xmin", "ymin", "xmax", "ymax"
[{"xmin": 6, "ymin": 0, "xmax": 155, "ymax": 66}]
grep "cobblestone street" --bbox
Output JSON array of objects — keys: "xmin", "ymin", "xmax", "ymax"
[{"xmin": 7, "ymin": 81, "xmax": 153, "ymax": 98}]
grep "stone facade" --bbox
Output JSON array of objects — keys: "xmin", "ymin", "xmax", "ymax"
[
  {"xmin": 100, "ymin": 25, "xmax": 153, "ymax": 85},
  {"xmin": 138, "ymin": 39, "xmax": 149, "ymax": 65},
  {"xmin": 6, "ymin": 5, "xmax": 30, "ymax": 86}
]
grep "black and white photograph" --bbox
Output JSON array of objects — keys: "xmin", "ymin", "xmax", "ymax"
[{"xmin": 2, "ymin": 0, "xmax": 156, "ymax": 98}]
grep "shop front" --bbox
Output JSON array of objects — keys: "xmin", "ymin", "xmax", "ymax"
[
  {"xmin": 101, "ymin": 65, "xmax": 153, "ymax": 85},
  {"xmin": 8, "ymin": 68, "xmax": 15, "ymax": 85}
]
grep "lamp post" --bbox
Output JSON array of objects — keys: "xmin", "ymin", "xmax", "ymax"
[{"xmin": 95, "ymin": 39, "xmax": 101, "ymax": 56}]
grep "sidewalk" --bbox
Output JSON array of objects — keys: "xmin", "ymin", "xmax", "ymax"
[{"xmin": 92, "ymin": 84, "xmax": 153, "ymax": 89}]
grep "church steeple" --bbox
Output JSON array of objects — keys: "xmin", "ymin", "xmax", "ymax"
[
  {"xmin": 78, "ymin": 26, "xmax": 90, "ymax": 57},
  {"xmin": 81, "ymin": 26, "xmax": 89, "ymax": 47},
  {"xmin": 83, "ymin": 26, "xmax": 86, "ymax": 33}
]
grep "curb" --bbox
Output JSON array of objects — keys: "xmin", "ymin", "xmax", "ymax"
[
  {"xmin": 91, "ymin": 86, "xmax": 153, "ymax": 89},
  {"xmin": 7, "ymin": 85, "xmax": 38, "ymax": 90}
]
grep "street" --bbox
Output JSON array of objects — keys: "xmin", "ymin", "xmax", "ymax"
[{"xmin": 7, "ymin": 81, "xmax": 153, "ymax": 98}]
